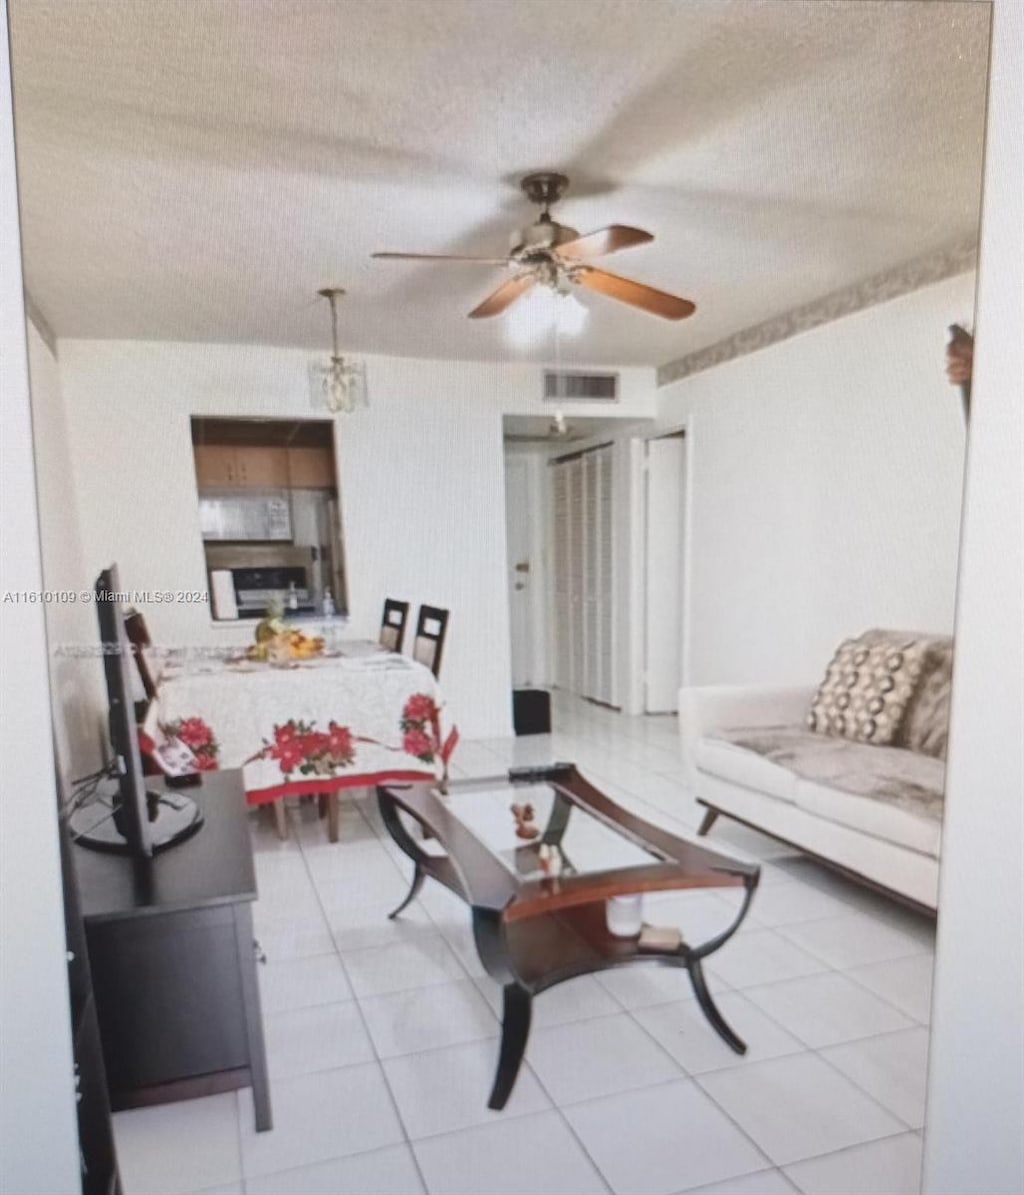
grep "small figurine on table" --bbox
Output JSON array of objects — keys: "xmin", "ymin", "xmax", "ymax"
[
  {"xmin": 538, "ymin": 843, "xmax": 564, "ymax": 877},
  {"xmin": 510, "ymin": 802, "xmax": 540, "ymax": 840}
]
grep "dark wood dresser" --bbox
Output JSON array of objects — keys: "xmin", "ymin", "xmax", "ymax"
[{"xmin": 73, "ymin": 769, "xmax": 271, "ymax": 1131}]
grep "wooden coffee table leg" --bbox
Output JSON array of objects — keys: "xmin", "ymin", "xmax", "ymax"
[
  {"xmin": 387, "ymin": 864, "xmax": 425, "ymax": 920},
  {"xmin": 326, "ymin": 793, "xmax": 340, "ymax": 843},
  {"xmin": 488, "ymin": 983, "xmax": 532, "ymax": 1110},
  {"xmin": 272, "ymin": 801, "xmax": 288, "ymax": 840},
  {"xmin": 687, "ymin": 957, "xmax": 746, "ymax": 1054}
]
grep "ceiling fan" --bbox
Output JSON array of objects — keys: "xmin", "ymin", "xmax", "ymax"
[{"xmin": 372, "ymin": 172, "xmax": 696, "ymax": 322}]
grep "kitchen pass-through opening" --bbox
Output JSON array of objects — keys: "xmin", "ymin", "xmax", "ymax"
[{"xmin": 190, "ymin": 416, "xmax": 348, "ymax": 622}]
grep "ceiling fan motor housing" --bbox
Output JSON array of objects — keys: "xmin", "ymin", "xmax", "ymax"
[
  {"xmin": 512, "ymin": 171, "xmax": 578, "ymax": 262},
  {"xmin": 510, "ymin": 218, "xmax": 580, "ymax": 259},
  {"xmin": 520, "ymin": 170, "xmax": 570, "ymax": 211}
]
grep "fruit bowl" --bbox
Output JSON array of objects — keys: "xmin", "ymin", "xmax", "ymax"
[{"xmin": 248, "ymin": 615, "xmax": 325, "ymax": 663}]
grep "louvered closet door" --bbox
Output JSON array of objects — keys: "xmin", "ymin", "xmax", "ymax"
[
  {"xmin": 550, "ymin": 447, "xmax": 616, "ymax": 707},
  {"xmin": 551, "ymin": 463, "xmax": 573, "ymax": 690},
  {"xmin": 595, "ymin": 446, "xmax": 615, "ymax": 705},
  {"xmin": 567, "ymin": 458, "xmax": 586, "ymax": 697},
  {"xmin": 582, "ymin": 452, "xmax": 600, "ymax": 700}
]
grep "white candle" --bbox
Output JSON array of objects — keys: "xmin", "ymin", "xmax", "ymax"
[{"xmin": 606, "ymin": 894, "xmax": 643, "ymax": 938}]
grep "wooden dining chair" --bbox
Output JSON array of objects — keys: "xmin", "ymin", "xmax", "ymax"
[
  {"xmin": 124, "ymin": 609, "xmax": 159, "ymax": 720},
  {"xmin": 379, "ymin": 598, "xmax": 410, "ymax": 653},
  {"xmin": 412, "ymin": 604, "xmax": 449, "ymax": 678}
]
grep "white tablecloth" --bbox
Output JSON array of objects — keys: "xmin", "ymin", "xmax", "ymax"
[{"xmin": 153, "ymin": 641, "xmax": 446, "ymax": 803}]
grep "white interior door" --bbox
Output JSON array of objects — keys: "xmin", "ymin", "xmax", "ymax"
[
  {"xmin": 643, "ymin": 435, "xmax": 686, "ymax": 713},
  {"xmin": 504, "ymin": 457, "xmax": 534, "ymax": 687}
]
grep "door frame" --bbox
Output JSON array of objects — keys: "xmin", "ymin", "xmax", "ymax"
[
  {"xmin": 503, "ymin": 448, "xmax": 549, "ymax": 689},
  {"xmin": 634, "ymin": 418, "xmax": 694, "ymax": 715}
]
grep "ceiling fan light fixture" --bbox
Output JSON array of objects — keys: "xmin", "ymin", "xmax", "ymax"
[
  {"xmin": 310, "ymin": 288, "xmax": 368, "ymax": 414},
  {"xmin": 556, "ymin": 289, "xmax": 588, "ymax": 337},
  {"xmin": 506, "ymin": 283, "xmax": 588, "ymax": 347}
]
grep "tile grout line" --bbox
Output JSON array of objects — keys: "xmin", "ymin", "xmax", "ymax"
[
  {"xmin": 733, "ymin": 953, "xmax": 933, "ymax": 1030},
  {"xmin": 615, "ymin": 999, "xmax": 781, "ymax": 1182},
  {"xmin": 315, "ymin": 756, "xmax": 692, "ymax": 1193},
  {"xmin": 839, "ymin": 961, "xmax": 933, "ymax": 1027},
  {"xmin": 777, "ymin": 1124, "xmax": 924, "ymax": 1192},
  {"xmin": 291, "ymin": 800, "xmax": 437, "ymax": 1195},
  {"xmin": 803, "ymin": 1035, "xmax": 925, "ymax": 1136},
  {"xmin": 324, "ymin": 832, "xmax": 620, "ymax": 1193},
  {"xmin": 542, "ymin": 713, "xmax": 931, "ymax": 1168},
  {"xmin": 246, "ymin": 703, "xmax": 933, "ymax": 1191},
  {"xmin": 684, "ymin": 951, "xmax": 929, "ymax": 1143},
  {"xmin": 491, "ymin": 1050, "xmax": 617, "ymax": 1195},
  {"xmin": 690, "ymin": 1057, "xmax": 917, "ymax": 1176}
]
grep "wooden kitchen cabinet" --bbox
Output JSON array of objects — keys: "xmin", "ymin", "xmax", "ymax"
[
  {"xmin": 194, "ymin": 445, "xmax": 289, "ymax": 489},
  {"xmin": 236, "ymin": 447, "xmax": 289, "ymax": 488},
  {"xmin": 194, "ymin": 444, "xmax": 239, "ymax": 487},
  {"xmin": 287, "ymin": 447, "xmax": 336, "ymax": 489}
]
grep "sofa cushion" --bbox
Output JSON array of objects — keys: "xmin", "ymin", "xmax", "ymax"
[
  {"xmin": 694, "ymin": 731, "xmax": 799, "ymax": 802},
  {"xmin": 807, "ymin": 631, "xmax": 928, "ymax": 745},
  {"xmin": 897, "ymin": 636, "xmax": 953, "ymax": 759},
  {"xmin": 796, "ymin": 772, "xmax": 943, "ymax": 858},
  {"xmin": 700, "ymin": 726, "xmax": 945, "ymax": 856}
]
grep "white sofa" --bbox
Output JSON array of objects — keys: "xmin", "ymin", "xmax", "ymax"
[{"xmin": 679, "ymin": 633, "xmax": 952, "ymax": 912}]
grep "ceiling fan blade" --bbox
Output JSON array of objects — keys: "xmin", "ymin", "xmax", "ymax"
[
  {"xmin": 372, "ymin": 251, "xmax": 509, "ymax": 264},
  {"xmin": 556, "ymin": 225, "xmax": 654, "ymax": 260},
  {"xmin": 574, "ymin": 267, "xmax": 696, "ymax": 320},
  {"xmin": 468, "ymin": 274, "xmax": 536, "ymax": 319}
]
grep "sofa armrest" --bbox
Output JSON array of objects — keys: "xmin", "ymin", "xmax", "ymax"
[
  {"xmin": 679, "ymin": 685, "xmax": 817, "ymax": 737},
  {"xmin": 678, "ymin": 684, "xmax": 816, "ymax": 784}
]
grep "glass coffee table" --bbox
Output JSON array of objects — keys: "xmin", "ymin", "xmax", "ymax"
[{"xmin": 378, "ymin": 763, "xmax": 760, "ymax": 1109}]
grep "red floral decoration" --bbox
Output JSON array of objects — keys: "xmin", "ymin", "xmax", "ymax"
[
  {"xmin": 399, "ymin": 693, "xmax": 459, "ymax": 788},
  {"xmin": 250, "ymin": 719, "xmax": 357, "ymax": 778},
  {"xmin": 403, "ymin": 693, "xmax": 439, "ymax": 724},
  {"xmin": 163, "ymin": 717, "xmax": 220, "ymax": 771},
  {"xmin": 402, "ymin": 727, "xmax": 434, "ymax": 761}
]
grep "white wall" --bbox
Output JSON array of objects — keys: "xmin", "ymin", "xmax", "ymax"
[
  {"xmin": 657, "ymin": 272, "xmax": 974, "ymax": 687},
  {"xmin": 0, "ymin": 6, "xmax": 82, "ymax": 1189},
  {"xmin": 923, "ymin": 2, "xmax": 1024, "ymax": 1189},
  {"xmin": 26, "ymin": 322, "xmax": 105, "ymax": 780},
  {"xmin": 56, "ymin": 340, "xmax": 655, "ymax": 740}
]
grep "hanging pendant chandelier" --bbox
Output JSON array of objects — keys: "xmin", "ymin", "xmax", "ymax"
[{"xmin": 309, "ymin": 287, "xmax": 368, "ymax": 414}]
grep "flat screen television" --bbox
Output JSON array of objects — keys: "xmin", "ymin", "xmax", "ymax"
[{"xmin": 70, "ymin": 564, "xmax": 202, "ymax": 855}]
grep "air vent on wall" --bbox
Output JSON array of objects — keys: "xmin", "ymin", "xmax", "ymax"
[{"xmin": 543, "ymin": 370, "xmax": 619, "ymax": 403}]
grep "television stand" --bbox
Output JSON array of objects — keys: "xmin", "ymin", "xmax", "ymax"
[
  {"xmin": 70, "ymin": 786, "xmax": 204, "ymax": 854},
  {"xmin": 72, "ymin": 769, "xmax": 271, "ymax": 1130}
]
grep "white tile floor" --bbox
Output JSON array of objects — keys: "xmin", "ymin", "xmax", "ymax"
[{"xmin": 113, "ymin": 695, "xmax": 936, "ymax": 1195}]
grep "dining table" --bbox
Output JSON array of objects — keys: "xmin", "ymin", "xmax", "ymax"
[{"xmin": 148, "ymin": 638, "xmax": 446, "ymax": 841}]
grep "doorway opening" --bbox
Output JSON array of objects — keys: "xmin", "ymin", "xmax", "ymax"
[{"xmin": 502, "ymin": 414, "xmax": 646, "ymax": 709}]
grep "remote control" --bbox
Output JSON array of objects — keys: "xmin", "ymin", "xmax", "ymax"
[{"xmin": 507, "ymin": 762, "xmax": 575, "ymax": 785}]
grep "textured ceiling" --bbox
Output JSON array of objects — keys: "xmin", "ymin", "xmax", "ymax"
[{"xmin": 9, "ymin": 0, "xmax": 990, "ymax": 366}]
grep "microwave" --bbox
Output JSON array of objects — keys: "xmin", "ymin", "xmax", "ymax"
[{"xmin": 199, "ymin": 491, "xmax": 292, "ymax": 541}]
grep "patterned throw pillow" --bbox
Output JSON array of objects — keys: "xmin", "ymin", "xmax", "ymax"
[
  {"xmin": 807, "ymin": 634, "xmax": 928, "ymax": 745},
  {"xmin": 898, "ymin": 637, "xmax": 954, "ymax": 759}
]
